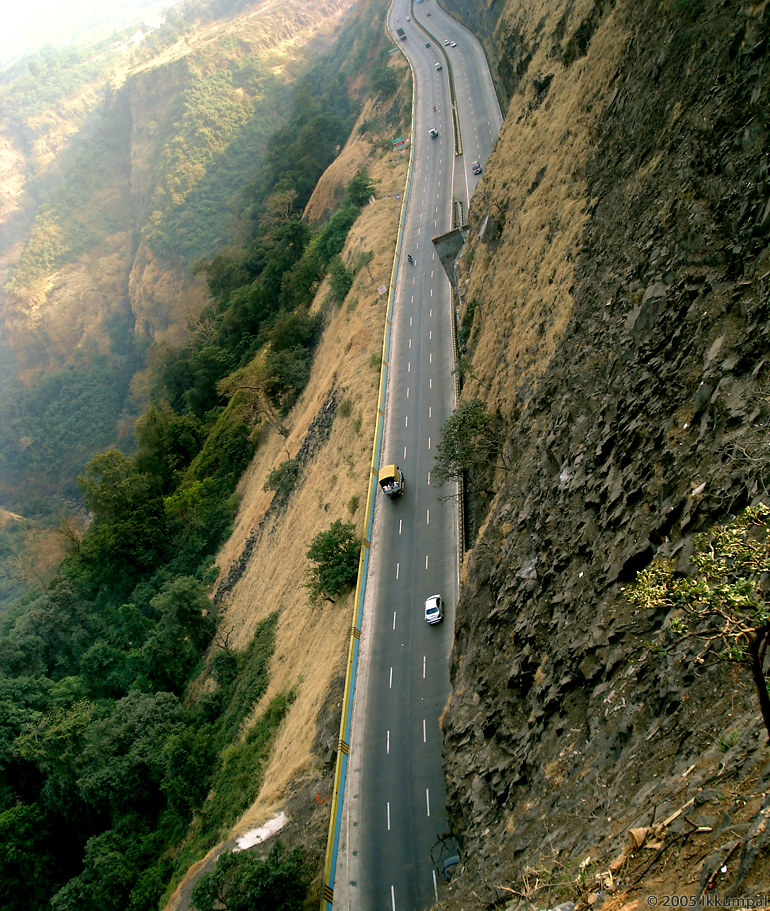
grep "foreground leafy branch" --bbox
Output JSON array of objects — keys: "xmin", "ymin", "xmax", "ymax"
[{"xmin": 626, "ymin": 504, "xmax": 770, "ymax": 740}]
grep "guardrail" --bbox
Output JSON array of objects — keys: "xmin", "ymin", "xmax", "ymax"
[
  {"xmin": 448, "ymin": 283, "xmax": 465, "ymax": 560},
  {"xmin": 319, "ymin": 17, "xmax": 418, "ymax": 909}
]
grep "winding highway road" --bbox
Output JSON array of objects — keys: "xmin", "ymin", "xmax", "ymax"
[{"xmin": 334, "ymin": 3, "xmax": 503, "ymax": 909}]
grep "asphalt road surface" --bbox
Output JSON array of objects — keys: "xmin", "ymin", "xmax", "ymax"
[{"xmin": 336, "ymin": 3, "xmax": 502, "ymax": 908}]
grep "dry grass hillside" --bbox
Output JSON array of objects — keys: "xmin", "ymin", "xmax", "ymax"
[
  {"xmin": 455, "ymin": 0, "xmax": 626, "ymax": 418},
  {"xmin": 165, "ymin": 68, "xmax": 412, "ymax": 908},
  {"xmin": 130, "ymin": 0, "xmax": 353, "ymax": 77}
]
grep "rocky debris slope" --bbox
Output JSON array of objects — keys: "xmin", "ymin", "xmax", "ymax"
[{"xmin": 439, "ymin": 0, "xmax": 770, "ymax": 905}]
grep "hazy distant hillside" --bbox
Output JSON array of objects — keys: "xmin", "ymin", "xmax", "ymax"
[
  {"xmin": 0, "ymin": 0, "xmax": 355, "ymax": 517},
  {"xmin": 0, "ymin": 0, "xmax": 179, "ymax": 66}
]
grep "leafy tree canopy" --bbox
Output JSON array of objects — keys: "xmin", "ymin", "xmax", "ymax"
[
  {"xmin": 626, "ymin": 504, "xmax": 770, "ymax": 740},
  {"xmin": 305, "ymin": 519, "xmax": 360, "ymax": 602},
  {"xmin": 191, "ymin": 842, "xmax": 309, "ymax": 911},
  {"xmin": 0, "ymin": 1, "xmax": 398, "ymax": 905},
  {"xmin": 433, "ymin": 398, "xmax": 506, "ymax": 491}
]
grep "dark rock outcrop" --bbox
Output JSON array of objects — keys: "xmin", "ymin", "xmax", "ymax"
[{"xmin": 440, "ymin": 0, "xmax": 770, "ymax": 903}]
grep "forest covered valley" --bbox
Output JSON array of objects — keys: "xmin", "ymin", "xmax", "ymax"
[{"xmin": 0, "ymin": 0, "xmax": 414, "ymax": 906}]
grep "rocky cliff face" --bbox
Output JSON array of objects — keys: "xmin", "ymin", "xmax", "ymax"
[{"xmin": 439, "ymin": 0, "xmax": 770, "ymax": 904}]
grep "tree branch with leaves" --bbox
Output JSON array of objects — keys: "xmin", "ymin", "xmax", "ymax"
[{"xmin": 625, "ymin": 503, "xmax": 770, "ymax": 741}]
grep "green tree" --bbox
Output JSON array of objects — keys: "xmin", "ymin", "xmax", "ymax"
[
  {"xmin": 77, "ymin": 691, "xmax": 183, "ymax": 816},
  {"xmin": 78, "ymin": 641, "xmax": 134, "ymax": 698},
  {"xmin": 369, "ymin": 64, "xmax": 398, "ymax": 98},
  {"xmin": 184, "ymin": 417, "xmax": 255, "ymax": 488},
  {"xmin": 15, "ymin": 698, "xmax": 95, "ymax": 776},
  {"xmin": 267, "ymin": 310, "xmax": 322, "ymax": 352},
  {"xmin": 191, "ymin": 842, "xmax": 309, "ymax": 911},
  {"xmin": 626, "ymin": 504, "xmax": 770, "ymax": 741},
  {"xmin": 161, "ymin": 725, "xmax": 217, "ymax": 821},
  {"xmin": 263, "ymin": 459, "xmax": 300, "ymax": 497},
  {"xmin": 48, "ymin": 818, "xmax": 162, "ymax": 911},
  {"xmin": 329, "ymin": 256, "xmax": 354, "ymax": 303},
  {"xmin": 141, "ymin": 577, "xmax": 216, "ymax": 692},
  {"xmin": 345, "ymin": 170, "xmax": 375, "ymax": 207},
  {"xmin": 0, "ymin": 675, "xmax": 88, "ymax": 813},
  {"xmin": 0, "ymin": 803, "xmax": 59, "ymax": 911},
  {"xmin": 5, "ymin": 581, "xmax": 92, "ymax": 679},
  {"xmin": 135, "ymin": 406, "xmax": 204, "ymax": 493},
  {"xmin": 77, "ymin": 450, "xmax": 167, "ymax": 579},
  {"xmin": 433, "ymin": 398, "xmax": 506, "ymax": 492},
  {"xmin": 305, "ymin": 520, "xmax": 360, "ymax": 602},
  {"xmin": 262, "ymin": 347, "xmax": 312, "ymax": 413},
  {"xmin": 194, "ymin": 252, "xmax": 250, "ymax": 307}
]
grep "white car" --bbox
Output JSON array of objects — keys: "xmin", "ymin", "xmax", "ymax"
[
  {"xmin": 450, "ymin": 41, "xmax": 457, "ymax": 47},
  {"xmin": 424, "ymin": 594, "xmax": 443, "ymax": 624},
  {"xmin": 406, "ymin": 15, "xmax": 411, "ymax": 20},
  {"xmin": 444, "ymin": 39, "xmax": 450, "ymax": 45}
]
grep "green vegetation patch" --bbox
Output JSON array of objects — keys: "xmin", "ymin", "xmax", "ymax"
[
  {"xmin": 5, "ymin": 90, "xmax": 134, "ymax": 294},
  {"xmin": 191, "ymin": 841, "xmax": 310, "ymax": 911},
  {"xmin": 0, "ymin": 2, "xmax": 404, "ymax": 907},
  {"xmin": 142, "ymin": 57, "xmax": 288, "ymax": 262},
  {"xmin": 626, "ymin": 503, "xmax": 770, "ymax": 741},
  {"xmin": 169, "ymin": 688, "xmax": 296, "ymax": 893},
  {"xmin": 0, "ymin": 346, "xmax": 142, "ymax": 508},
  {"xmin": 305, "ymin": 519, "xmax": 361, "ymax": 603},
  {"xmin": 211, "ymin": 611, "xmax": 279, "ymax": 746},
  {"xmin": 202, "ymin": 689, "xmax": 295, "ymax": 842}
]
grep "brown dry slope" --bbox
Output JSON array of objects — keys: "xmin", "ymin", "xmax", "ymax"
[
  {"xmin": 431, "ymin": 0, "xmax": 770, "ymax": 907},
  {"xmin": 164, "ymin": 67, "xmax": 413, "ymax": 908}
]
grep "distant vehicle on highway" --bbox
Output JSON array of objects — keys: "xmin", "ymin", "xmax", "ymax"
[
  {"xmin": 406, "ymin": 15, "xmax": 411, "ymax": 20},
  {"xmin": 425, "ymin": 41, "xmax": 431, "ymax": 47},
  {"xmin": 450, "ymin": 41, "xmax": 457, "ymax": 47},
  {"xmin": 396, "ymin": 26, "xmax": 407, "ymax": 39},
  {"xmin": 444, "ymin": 38, "xmax": 450, "ymax": 45},
  {"xmin": 435, "ymin": 61, "xmax": 441, "ymax": 70},
  {"xmin": 379, "ymin": 464, "xmax": 405, "ymax": 497},
  {"xmin": 472, "ymin": 160, "xmax": 482, "ymax": 174},
  {"xmin": 424, "ymin": 594, "xmax": 443, "ymax": 624},
  {"xmin": 429, "ymin": 127, "xmax": 438, "ymax": 137}
]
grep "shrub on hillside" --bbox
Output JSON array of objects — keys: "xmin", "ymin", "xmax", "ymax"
[
  {"xmin": 305, "ymin": 519, "xmax": 360, "ymax": 603},
  {"xmin": 191, "ymin": 842, "xmax": 309, "ymax": 911}
]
